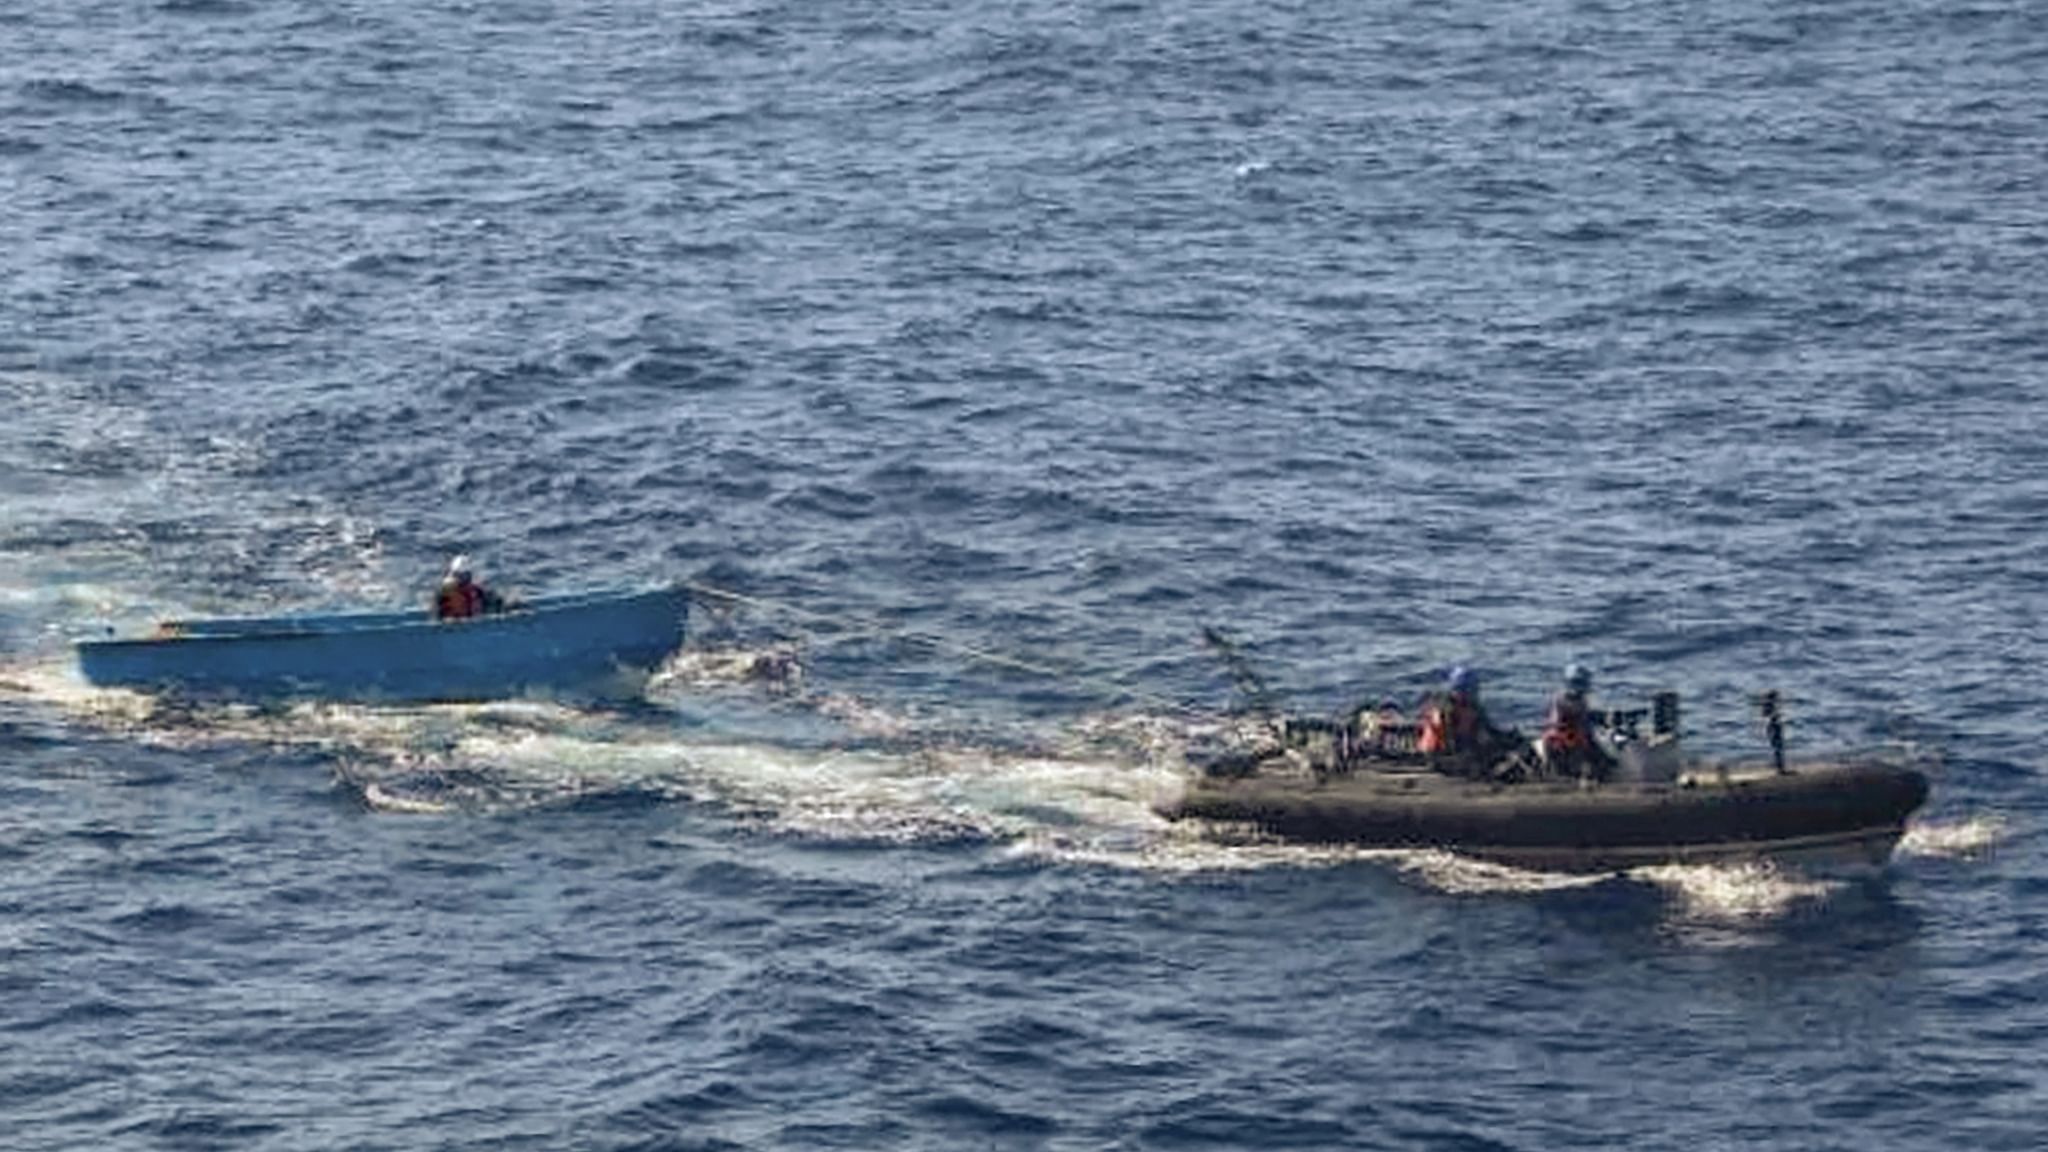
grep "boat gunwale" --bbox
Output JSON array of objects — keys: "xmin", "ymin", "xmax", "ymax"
[{"xmin": 75, "ymin": 584, "xmax": 686, "ymax": 650}]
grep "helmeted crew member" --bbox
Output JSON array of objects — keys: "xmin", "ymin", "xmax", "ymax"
[
  {"xmin": 1541, "ymin": 663, "xmax": 1616, "ymax": 781},
  {"xmin": 433, "ymin": 554, "xmax": 506, "ymax": 621},
  {"xmin": 1418, "ymin": 666, "xmax": 1510, "ymax": 775}
]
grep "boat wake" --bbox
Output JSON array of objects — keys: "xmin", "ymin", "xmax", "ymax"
[{"xmin": 0, "ymin": 647, "xmax": 1961, "ymax": 930}]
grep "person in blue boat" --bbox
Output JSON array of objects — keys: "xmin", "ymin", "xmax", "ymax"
[
  {"xmin": 1417, "ymin": 665, "xmax": 1513, "ymax": 776},
  {"xmin": 433, "ymin": 554, "xmax": 507, "ymax": 621},
  {"xmin": 1540, "ymin": 663, "xmax": 1616, "ymax": 781}
]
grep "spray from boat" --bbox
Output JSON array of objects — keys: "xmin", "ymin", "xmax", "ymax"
[{"xmin": 0, "ymin": 571, "xmax": 1990, "ymax": 936}]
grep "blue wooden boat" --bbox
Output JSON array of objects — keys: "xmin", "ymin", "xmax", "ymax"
[{"xmin": 75, "ymin": 586, "xmax": 689, "ymax": 704}]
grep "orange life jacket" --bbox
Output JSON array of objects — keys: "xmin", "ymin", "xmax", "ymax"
[
  {"xmin": 1543, "ymin": 693, "xmax": 1593, "ymax": 752},
  {"xmin": 1419, "ymin": 694, "xmax": 1480, "ymax": 754},
  {"xmin": 436, "ymin": 581, "xmax": 485, "ymax": 620}
]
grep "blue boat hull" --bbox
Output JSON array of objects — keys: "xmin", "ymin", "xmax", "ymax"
[{"xmin": 76, "ymin": 587, "xmax": 689, "ymax": 704}]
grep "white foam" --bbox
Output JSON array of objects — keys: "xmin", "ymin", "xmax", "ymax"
[
  {"xmin": 650, "ymin": 738, "xmax": 1189, "ymax": 847},
  {"xmin": 1388, "ymin": 849, "xmax": 1614, "ymax": 895},
  {"xmin": 0, "ymin": 656, "xmax": 159, "ymax": 726},
  {"xmin": 362, "ymin": 782, "xmax": 455, "ymax": 815},
  {"xmin": 0, "ymin": 656, "xmax": 1930, "ymax": 936},
  {"xmin": 1631, "ymin": 858, "xmax": 1841, "ymax": 926},
  {"xmin": 650, "ymin": 643, "xmax": 806, "ymax": 694},
  {"xmin": 1014, "ymin": 827, "xmax": 1396, "ymax": 874},
  {"xmin": 1899, "ymin": 814, "xmax": 2003, "ymax": 859}
]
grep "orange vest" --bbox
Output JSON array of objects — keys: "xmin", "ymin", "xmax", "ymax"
[
  {"xmin": 1419, "ymin": 694, "xmax": 1480, "ymax": 754},
  {"xmin": 1543, "ymin": 693, "xmax": 1592, "ymax": 751},
  {"xmin": 436, "ymin": 582, "xmax": 484, "ymax": 620}
]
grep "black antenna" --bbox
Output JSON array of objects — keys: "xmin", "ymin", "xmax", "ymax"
[
  {"xmin": 1759, "ymin": 689, "xmax": 1787, "ymax": 774},
  {"xmin": 1200, "ymin": 625, "xmax": 1279, "ymax": 720}
]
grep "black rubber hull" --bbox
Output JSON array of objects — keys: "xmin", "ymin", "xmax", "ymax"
[{"xmin": 1162, "ymin": 761, "xmax": 1930, "ymax": 873}]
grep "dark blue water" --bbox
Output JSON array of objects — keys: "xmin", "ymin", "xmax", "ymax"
[{"xmin": 4, "ymin": 1, "xmax": 2042, "ymax": 1147}]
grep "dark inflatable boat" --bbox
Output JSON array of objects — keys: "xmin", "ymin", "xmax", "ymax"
[
  {"xmin": 1161, "ymin": 683, "xmax": 1930, "ymax": 872},
  {"xmin": 1175, "ymin": 636, "xmax": 1932, "ymax": 872},
  {"xmin": 1161, "ymin": 757, "xmax": 1930, "ymax": 873}
]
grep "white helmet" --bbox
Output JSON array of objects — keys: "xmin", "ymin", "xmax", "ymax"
[{"xmin": 448, "ymin": 554, "xmax": 473, "ymax": 580}]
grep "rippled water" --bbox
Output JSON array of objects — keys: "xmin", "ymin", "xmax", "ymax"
[{"xmin": 4, "ymin": 1, "xmax": 2044, "ymax": 1148}]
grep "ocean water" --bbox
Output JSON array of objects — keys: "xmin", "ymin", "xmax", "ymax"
[{"xmin": 2, "ymin": 0, "xmax": 2043, "ymax": 1148}]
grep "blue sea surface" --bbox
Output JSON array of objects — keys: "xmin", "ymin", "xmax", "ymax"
[{"xmin": 2, "ymin": 0, "xmax": 2043, "ymax": 1148}]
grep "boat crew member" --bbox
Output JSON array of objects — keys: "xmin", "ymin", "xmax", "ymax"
[
  {"xmin": 433, "ymin": 555, "xmax": 506, "ymax": 620},
  {"xmin": 1540, "ymin": 663, "xmax": 1616, "ymax": 781},
  {"xmin": 1417, "ymin": 666, "xmax": 1511, "ymax": 776}
]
